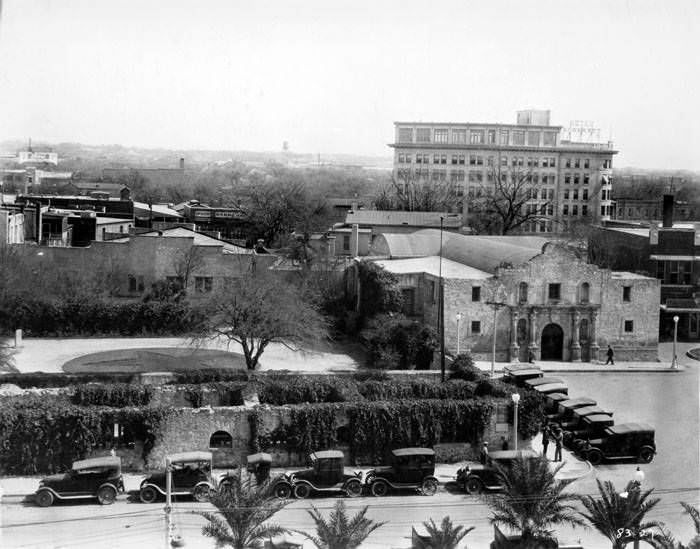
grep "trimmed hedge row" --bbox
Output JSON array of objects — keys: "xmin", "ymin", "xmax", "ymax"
[{"xmin": 0, "ymin": 297, "xmax": 203, "ymax": 337}]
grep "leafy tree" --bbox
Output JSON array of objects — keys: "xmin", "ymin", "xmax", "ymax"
[
  {"xmin": 355, "ymin": 261, "xmax": 403, "ymax": 322},
  {"xmin": 198, "ymin": 272, "xmax": 328, "ymax": 370},
  {"xmin": 414, "ymin": 516, "xmax": 475, "ymax": 549},
  {"xmin": 468, "ymin": 165, "xmax": 553, "ymax": 235},
  {"xmin": 362, "ymin": 314, "xmax": 437, "ymax": 370},
  {"xmin": 297, "ymin": 501, "xmax": 386, "ymax": 549},
  {"xmin": 487, "ymin": 455, "xmax": 584, "ymax": 548},
  {"xmin": 374, "ymin": 168, "xmax": 460, "ymax": 212},
  {"xmin": 0, "ymin": 338, "xmax": 16, "ymax": 373},
  {"xmin": 577, "ymin": 478, "xmax": 663, "ymax": 549},
  {"xmin": 653, "ymin": 502, "xmax": 700, "ymax": 549},
  {"xmin": 196, "ymin": 473, "xmax": 289, "ymax": 549}
]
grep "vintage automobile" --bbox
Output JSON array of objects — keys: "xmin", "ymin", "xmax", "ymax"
[
  {"xmin": 272, "ymin": 450, "xmax": 363, "ymax": 499},
  {"xmin": 578, "ymin": 423, "xmax": 656, "ymax": 465},
  {"xmin": 533, "ymin": 382, "xmax": 569, "ymax": 396},
  {"xmin": 560, "ymin": 405, "xmax": 613, "ymax": 436},
  {"xmin": 543, "ymin": 392, "xmax": 569, "ymax": 414},
  {"xmin": 456, "ymin": 449, "xmax": 539, "ymax": 494},
  {"xmin": 246, "ymin": 452, "xmax": 273, "ymax": 485},
  {"xmin": 524, "ymin": 376, "xmax": 564, "ymax": 389},
  {"xmin": 503, "ymin": 367, "xmax": 543, "ymax": 386},
  {"xmin": 567, "ymin": 414, "xmax": 615, "ymax": 449},
  {"xmin": 35, "ymin": 456, "xmax": 124, "ymax": 507},
  {"xmin": 365, "ymin": 448, "xmax": 439, "ymax": 497},
  {"xmin": 547, "ymin": 397, "xmax": 598, "ymax": 422},
  {"xmin": 139, "ymin": 451, "xmax": 216, "ymax": 503}
]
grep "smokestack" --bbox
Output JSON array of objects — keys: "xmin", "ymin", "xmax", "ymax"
[
  {"xmin": 662, "ymin": 194, "xmax": 674, "ymax": 228},
  {"xmin": 179, "ymin": 158, "xmax": 185, "ymax": 170}
]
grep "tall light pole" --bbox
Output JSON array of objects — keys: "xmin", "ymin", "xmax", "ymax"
[
  {"xmin": 456, "ymin": 312, "xmax": 462, "ymax": 355},
  {"xmin": 439, "ymin": 216, "xmax": 445, "ymax": 382},
  {"xmin": 672, "ymin": 315, "xmax": 679, "ymax": 369},
  {"xmin": 511, "ymin": 393, "xmax": 520, "ymax": 451},
  {"xmin": 165, "ymin": 458, "xmax": 173, "ymax": 549},
  {"xmin": 486, "ymin": 284, "xmax": 507, "ymax": 378}
]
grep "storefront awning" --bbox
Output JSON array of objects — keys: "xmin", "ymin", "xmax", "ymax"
[{"xmin": 661, "ymin": 299, "xmax": 700, "ymax": 312}]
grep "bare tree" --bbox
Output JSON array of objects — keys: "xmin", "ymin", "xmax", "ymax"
[
  {"xmin": 172, "ymin": 245, "xmax": 207, "ymax": 292},
  {"xmin": 197, "ymin": 272, "xmax": 328, "ymax": 370},
  {"xmin": 467, "ymin": 164, "xmax": 553, "ymax": 235},
  {"xmin": 374, "ymin": 168, "xmax": 460, "ymax": 212}
]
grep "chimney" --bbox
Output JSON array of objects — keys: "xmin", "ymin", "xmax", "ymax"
[
  {"xmin": 179, "ymin": 158, "xmax": 185, "ymax": 170},
  {"xmin": 351, "ymin": 224, "xmax": 360, "ymax": 257},
  {"xmin": 662, "ymin": 194, "xmax": 674, "ymax": 228},
  {"xmin": 327, "ymin": 235, "xmax": 336, "ymax": 257}
]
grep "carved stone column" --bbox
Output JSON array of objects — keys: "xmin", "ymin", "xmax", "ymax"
[
  {"xmin": 589, "ymin": 311, "xmax": 600, "ymax": 364},
  {"xmin": 528, "ymin": 309, "xmax": 539, "ymax": 361},
  {"xmin": 571, "ymin": 309, "xmax": 581, "ymax": 362},
  {"xmin": 510, "ymin": 310, "xmax": 519, "ymax": 362}
]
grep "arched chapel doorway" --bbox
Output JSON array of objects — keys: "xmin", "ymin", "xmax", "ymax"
[{"xmin": 540, "ymin": 323, "xmax": 564, "ymax": 360}]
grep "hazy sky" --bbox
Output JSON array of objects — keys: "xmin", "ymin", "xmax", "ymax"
[{"xmin": 1, "ymin": 0, "xmax": 699, "ymax": 169}]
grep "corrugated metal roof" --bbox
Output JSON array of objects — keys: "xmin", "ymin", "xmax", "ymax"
[
  {"xmin": 345, "ymin": 210, "xmax": 461, "ymax": 228},
  {"xmin": 374, "ymin": 256, "xmax": 491, "ymax": 280}
]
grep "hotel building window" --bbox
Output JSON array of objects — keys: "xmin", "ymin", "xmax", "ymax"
[
  {"xmin": 584, "ymin": 158, "xmax": 590, "ymax": 169},
  {"xmin": 513, "ymin": 131, "xmax": 525, "ymax": 145},
  {"xmin": 582, "ymin": 205, "xmax": 588, "ymax": 216},
  {"xmin": 434, "ymin": 154, "xmax": 440, "ymax": 164},
  {"xmin": 470, "ymin": 130, "xmax": 484, "ymax": 144},
  {"xmin": 543, "ymin": 132, "xmax": 556, "ymax": 146},
  {"xmin": 487, "ymin": 156, "xmax": 494, "ymax": 167},
  {"xmin": 582, "ymin": 189, "xmax": 588, "ymax": 200},
  {"xmin": 527, "ymin": 131, "xmax": 540, "ymax": 146},
  {"xmin": 573, "ymin": 189, "xmax": 579, "ymax": 200},
  {"xmin": 451, "ymin": 155, "xmax": 458, "ymax": 165},
  {"xmin": 500, "ymin": 130, "xmax": 509, "ymax": 145},
  {"xmin": 398, "ymin": 128, "xmax": 413, "ymax": 143},
  {"xmin": 416, "ymin": 128, "xmax": 431, "ymax": 143},
  {"xmin": 574, "ymin": 158, "xmax": 580, "ymax": 168},
  {"xmin": 487, "ymin": 130, "xmax": 496, "ymax": 144},
  {"xmin": 574, "ymin": 174, "xmax": 580, "ymax": 185},
  {"xmin": 572, "ymin": 204, "xmax": 578, "ymax": 216},
  {"xmin": 434, "ymin": 129, "xmax": 448, "ymax": 144},
  {"xmin": 458, "ymin": 155, "xmax": 465, "ymax": 165},
  {"xmin": 452, "ymin": 129, "xmax": 467, "ymax": 144},
  {"xmin": 565, "ymin": 158, "xmax": 571, "ymax": 168},
  {"xmin": 500, "ymin": 156, "xmax": 508, "ymax": 167},
  {"xmin": 563, "ymin": 204, "xmax": 569, "ymax": 215},
  {"xmin": 583, "ymin": 174, "xmax": 590, "ymax": 185}
]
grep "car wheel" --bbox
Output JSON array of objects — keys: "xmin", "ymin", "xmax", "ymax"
[
  {"xmin": 345, "ymin": 479, "xmax": 362, "ymax": 498},
  {"xmin": 638, "ymin": 448, "xmax": 654, "ymax": 463},
  {"xmin": 35, "ymin": 490, "xmax": 54, "ymax": 507},
  {"xmin": 97, "ymin": 486, "xmax": 117, "ymax": 505},
  {"xmin": 586, "ymin": 450, "xmax": 603, "ymax": 465},
  {"xmin": 371, "ymin": 480, "xmax": 389, "ymax": 497},
  {"xmin": 274, "ymin": 483, "xmax": 292, "ymax": 500},
  {"xmin": 193, "ymin": 484, "xmax": 212, "ymax": 503},
  {"xmin": 465, "ymin": 477, "xmax": 483, "ymax": 495},
  {"xmin": 421, "ymin": 478, "xmax": 438, "ymax": 496},
  {"xmin": 293, "ymin": 483, "xmax": 311, "ymax": 499},
  {"xmin": 139, "ymin": 485, "xmax": 159, "ymax": 504}
]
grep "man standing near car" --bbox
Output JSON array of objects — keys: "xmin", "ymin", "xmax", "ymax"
[
  {"xmin": 553, "ymin": 427, "xmax": 563, "ymax": 462},
  {"xmin": 541, "ymin": 423, "xmax": 550, "ymax": 459},
  {"xmin": 479, "ymin": 442, "xmax": 489, "ymax": 464}
]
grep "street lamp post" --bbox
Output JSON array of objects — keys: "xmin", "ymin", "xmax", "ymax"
[
  {"xmin": 456, "ymin": 312, "xmax": 462, "ymax": 355},
  {"xmin": 511, "ymin": 393, "xmax": 520, "ymax": 451},
  {"xmin": 439, "ymin": 216, "xmax": 445, "ymax": 382},
  {"xmin": 672, "ymin": 315, "xmax": 679, "ymax": 369},
  {"xmin": 486, "ymin": 284, "xmax": 507, "ymax": 378}
]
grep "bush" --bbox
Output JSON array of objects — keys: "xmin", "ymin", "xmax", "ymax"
[
  {"xmin": 449, "ymin": 352, "xmax": 483, "ymax": 382},
  {"xmin": 0, "ymin": 372, "xmax": 137, "ymax": 388},
  {"xmin": 362, "ymin": 314, "xmax": 438, "ymax": 370},
  {"xmin": 72, "ymin": 384, "xmax": 153, "ymax": 407},
  {"xmin": 171, "ymin": 369, "xmax": 249, "ymax": 385}
]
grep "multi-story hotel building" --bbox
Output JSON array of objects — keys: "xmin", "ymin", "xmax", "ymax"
[{"xmin": 389, "ymin": 110, "xmax": 617, "ymax": 233}]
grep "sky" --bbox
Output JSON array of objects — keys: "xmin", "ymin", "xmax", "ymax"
[{"xmin": 0, "ymin": 0, "xmax": 699, "ymax": 169}]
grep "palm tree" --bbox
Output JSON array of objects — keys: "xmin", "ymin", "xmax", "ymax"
[
  {"xmin": 486, "ymin": 454, "xmax": 584, "ymax": 549},
  {"xmin": 577, "ymin": 478, "xmax": 663, "ymax": 549},
  {"xmin": 415, "ymin": 516, "xmax": 475, "ymax": 549},
  {"xmin": 651, "ymin": 502, "xmax": 700, "ymax": 549},
  {"xmin": 196, "ymin": 473, "xmax": 290, "ymax": 549},
  {"xmin": 297, "ymin": 500, "xmax": 386, "ymax": 549}
]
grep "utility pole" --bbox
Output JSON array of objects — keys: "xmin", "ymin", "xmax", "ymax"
[
  {"xmin": 164, "ymin": 458, "xmax": 172, "ymax": 549},
  {"xmin": 439, "ymin": 216, "xmax": 445, "ymax": 382}
]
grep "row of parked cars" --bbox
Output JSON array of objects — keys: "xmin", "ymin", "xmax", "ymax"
[
  {"xmin": 34, "ymin": 447, "xmax": 442, "ymax": 507},
  {"xmin": 503, "ymin": 365, "xmax": 657, "ymax": 466}
]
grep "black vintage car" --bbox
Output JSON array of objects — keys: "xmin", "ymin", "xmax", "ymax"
[
  {"xmin": 567, "ymin": 414, "xmax": 615, "ymax": 449},
  {"xmin": 543, "ymin": 392, "xmax": 569, "ymax": 414},
  {"xmin": 246, "ymin": 452, "xmax": 273, "ymax": 485},
  {"xmin": 578, "ymin": 423, "xmax": 656, "ymax": 465},
  {"xmin": 533, "ymin": 382, "xmax": 569, "ymax": 396},
  {"xmin": 35, "ymin": 456, "xmax": 124, "ymax": 507},
  {"xmin": 365, "ymin": 448, "xmax": 439, "ymax": 497},
  {"xmin": 559, "ymin": 405, "xmax": 613, "ymax": 439},
  {"xmin": 547, "ymin": 397, "xmax": 598, "ymax": 423},
  {"xmin": 524, "ymin": 376, "xmax": 564, "ymax": 390},
  {"xmin": 272, "ymin": 450, "xmax": 362, "ymax": 499},
  {"xmin": 455, "ymin": 449, "xmax": 539, "ymax": 494},
  {"xmin": 139, "ymin": 451, "xmax": 216, "ymax": 503},
  {"xmin": 503, "ymin": 367, "xmax": 543, "ymax": 386}
]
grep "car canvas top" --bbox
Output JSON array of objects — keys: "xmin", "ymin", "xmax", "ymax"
[
  {"xmin": 607, "ymin": 423, "xmax": 655, "ymax": 434},
  {"xmin": 573, "ymin": 406, "xmax": 612, "ymax": 418},
  {"xmin": 392, "ymin": 447, "xmax": 436, "ymax": 457},
  {"xmin": 71, "ymin": 456, "xmax": 121, "ymax": 471},
  {"xmin": 310, "ymin": 450, "xmax": 344, "ymax": 460},
  {"xmin": 525, "ymin": 376, "xmax": 564, "ymax": 387},
  {"xmin": 247, "ymin": 452, "xmax": 273, "ymax": 464},
  {"xmin": 583, "ymin": 414, "xmax": 614, "ymax": 424},
  {"xmin": 545, "ymin": 392, "xmax": 569, "ymax": 403},
  {"xmin": 559, "ymin": 397, "xmax": 597, "ymax": 409},
  {"xmin": 504, "ymin": 364, "xmax": 542, "ymax": 374},
  {"xmin": 534, "ymin": 382, "xmax": 568, "ymax": 394},
  {"xmin": 167, "ymin": 451, "xmax": 213, "ymax": 464}
]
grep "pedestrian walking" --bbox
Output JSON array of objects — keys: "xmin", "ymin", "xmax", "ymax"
[
  {"xmin": 479, "ymin": 441, "xmax": 489, "ymax": 464},
  {"xmin": 501, "ymin": 436, "xmax": 509, "ymax": 451},
  {"xmin": 541, "ymin": 424, "xmax": 550, "ymax": 459},
  {"xmin": 605, "ymin": 345, "xmax": 615, "ymax": 365},
  {"xmin": 553, "ymin": 428, "xmax": 563, "ymax": 462}
]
